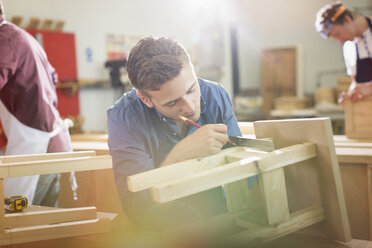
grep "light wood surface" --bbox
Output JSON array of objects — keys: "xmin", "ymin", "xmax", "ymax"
[
  {"xmin": 254, "ymin": 118, "xmax": 351, "ymax": 242},
  {"xmin": 345, "ymin": 97, "xmax": 372, "ymax": 139},
  {"xmin": 4, "ymin": 206, "xmax": 97, "ymax": 229},
  {"xmin": 0, "ymin": 155, "xmax": 112, "ymax": 178}
]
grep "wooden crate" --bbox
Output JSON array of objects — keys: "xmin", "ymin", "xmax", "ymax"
[
  {"xmin": 274, "ymin": 96, "xmax": 312, "ymax": 110},
  {"xmin": 345, "ymin": 97, "xmax": 372, "ymax": 139}
]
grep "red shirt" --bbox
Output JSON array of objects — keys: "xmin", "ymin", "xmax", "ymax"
[{"xmin": 0, "ymin": 16, "xmax": 59, "ymax": 132}]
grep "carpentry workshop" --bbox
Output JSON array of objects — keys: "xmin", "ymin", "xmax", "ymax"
[{"xmin": 2, "ymin": 0, "xmax": 372, "ymax": 247}]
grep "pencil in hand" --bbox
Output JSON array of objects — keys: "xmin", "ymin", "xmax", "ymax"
[{"xmin": 178, "ymin": 116, "xmax": 237, "ymax": 146}]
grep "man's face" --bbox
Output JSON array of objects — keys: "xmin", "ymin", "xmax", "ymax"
[
  {"xmin": 329, "ymin": 19, "xmax": 355, "ymax": 43},
  {"xmin": 140, "ymin": 63, "xmax": 201, "ymax": 123}
]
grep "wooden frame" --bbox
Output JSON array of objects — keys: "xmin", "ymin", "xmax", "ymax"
[
  {"xmin": 129, "ymin": 118, "xmax": 351, "ymax": 246},
  {"xmin": 0, "ymin": 151, "xmax": 116, "ymax": 245}
]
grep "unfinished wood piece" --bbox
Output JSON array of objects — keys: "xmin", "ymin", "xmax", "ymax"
[
  {"xmin": 254, "ymin": 118, "xmax": 351, "ymax": 242},
  {"xmin": 72, "ymin": 142, "xmax": 109, "ymax": 155},
  {"xmin": 345, "ymin": 97, "xmax": 372, "ymax": 139},
  {"xmin": 232, "ymin": 205, "xmax": 324, "ymax": 245},
  {"xmin": 40, "ymin": 19, "xmax": 53, "ymax": 30},
  {"xmin": 26, "ymin": 17, "xmax": 40, "ymax": 30},
  {"xmin": 128, "ymin": 146, "xmax": 242, "ymax": 192},
  {"xmin": 274, "ymin": 96, "xmax": 312, "ymax": 111},
  {"xmin": 10, "ymin": 16, "xmax": 23, "ymax": 27},
  {"xmin": 260, "ymin": 168, "xmax": 290, "ymax": 225},
  {"xmin": 0, "ymin": 155, "xmax": 112, "ymax": 178},
  {"xmin": 339, "ymin": 162, "xmax": 370, "ymax": 239},
  {"xmin": 224, "ymin": 179, "xmax": 261, "ymax": 214},
  {"xmin": 0, "ymin": 151, "xmax": 96, "ymax": 163},
  {"xmin": 4, "ymin": 206, "xmax": 97, "ymax": 229},
  {"xmin": 54, "ymin": 20, "xmax": 65, "ymax": 31},
  {"xmin": 149, "ymin": 143, "xmax": 316, "ymax": 203},
  {"xmin": 0, "ymin": 179, "xmax": 4, "ymax": 233},
  {"xmin": 0, "ymin": 212, "xmax": 115, "ymax": 246},
  {"xmin": 70, "ymin": 133, "xmax": 108, "ymax": 142}
]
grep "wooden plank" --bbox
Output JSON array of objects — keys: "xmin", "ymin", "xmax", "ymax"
[
  {"xmin": 232, "ymin": 205, "xmax": 324, "ymax": 245},
  {"xmin": 238, "ymin": 122, "xmax": 255, "ymax": 135},
  {"xmin": 254, "ymin": 118, "xmax": 351, "ymax": 242},
  {"xmin": 334, "ymin": 135, "xmax": 372, "ymax": 143},
  {"xmin": 338, "ymin": 163, "xmax": 370, "ymax": 239},
  {"xmin": 72, "ymin": 142, "xmax": 109, "ymax": 155},
  {"xmin": 0, "ymin": 155, "xmax": 112, "ymax": 178},
  {"xmin": 0, "ymin": 151, "xmax": 96, "ymax": 163},
  {"xmin": 336, "ymin": 147, "xmax": 372, "ymax": 164},
  {"xmin": 0, "ymin": 212, "xmax": 114, "ymax": 246},
  {"xmin": 335, "ymin": 142, "xmax": 372, "ymax": 148},
  {"xmin": 70, "ymin": 133, "xmax": 108, "ymax": 142},
  {"xmin": 4, "ymin": 206, "xmax": 97, "ymax": 229},
  {"xmin": 260, "ymin": 168, "xmax": 289, "ymax": 225},
  {"xmin": 0, "ymin": 179, "xmax": 4, "ymax": 233},
  {"xmin": 345, "ymin": 97, "xmax": 372, "ymax": 139},
  {"xmin": 150, "ymin": 143, "xmax": 316, "ymax": 203},
  {"xmin": 224, "ymin": 179, "xmax": 262, "ymax": 215},
  {"xmin": 128, "ymin": 146, "xmax": 243, "ymax": 192}
]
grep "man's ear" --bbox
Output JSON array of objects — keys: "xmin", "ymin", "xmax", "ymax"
[{"xmin": 137, "ymin": 91, "xmax": 154, "ymax": 108}]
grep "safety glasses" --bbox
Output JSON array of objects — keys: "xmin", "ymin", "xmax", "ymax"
[{"xmin": 317, "ymin": 6, "xmax": 346, "ymax": 39}]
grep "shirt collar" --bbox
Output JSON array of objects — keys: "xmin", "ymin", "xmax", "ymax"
[{"xmin": 0, "ymin": 16, "xmax": 5, "ymax": 25}]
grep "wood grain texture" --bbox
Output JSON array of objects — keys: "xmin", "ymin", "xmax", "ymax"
[
  {"xmin": 150, "ymin": 143, "xmax": 316, "ymax": 203},
  {"xmin": 4, "ymin": 206, "xmax": 97, "ymax": 229},
  {"xmin": 0, "ymin": 155, "xmax": 112, "ymax": 178},
  {"xmin": 345, "ymin": 97, "xmax": 372, "ymax": 139},
  {"xmin": 254, "ymin": 118, "xmax": 351, "ymax": 242}
]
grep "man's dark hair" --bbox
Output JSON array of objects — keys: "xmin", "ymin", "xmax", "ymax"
[
  {"xmin": 126, "ymin": 36, "xmax": 191, "ymax": 91},
  {"xmin": 316, "ymin": 2, "xmax": 354, "ymax": 26}
]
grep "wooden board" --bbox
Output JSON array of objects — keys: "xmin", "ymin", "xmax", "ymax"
[
  {"xmin": 0, "ymin": 155, "xmax": 112, "ymax": 178},
  {"xmin": 0, "ymin": 212, "xmax": 115, "ymax": 246},
  {"xmin": 4, "ymin": 206, "xmax": 97, "ymax": 229},
  {"xmin": 345, "ymin": 97, "xmax": 372, "ymax": 139},
  {"xmin": 253, "ymin": 118, "xmax": 351, "ymax": 242}
]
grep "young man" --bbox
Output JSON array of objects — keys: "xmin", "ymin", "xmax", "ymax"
[
  {"xmin": 0, "ymin": 1, "xmax": 71, "ymax": 206},
  {"xmin": 315, "ymin": 2, "xmax": 372, "ymax": 104},
  {"xmin": 107, "ymin": 36, "xmax": 241, "ymax": 229}
]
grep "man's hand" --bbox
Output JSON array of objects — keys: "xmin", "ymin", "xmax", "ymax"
[
  {"xmin": 161, "ymin": 124, "xmax": 229, "ymax": 167},
  {"xmin": 345, "ymin": 80, "xmax": 372, "ymax": 103}
]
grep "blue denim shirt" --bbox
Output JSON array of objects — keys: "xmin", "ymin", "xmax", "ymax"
[{"xmin": 107, "ymin": 78, "xmax": 241, "ymax": 224}]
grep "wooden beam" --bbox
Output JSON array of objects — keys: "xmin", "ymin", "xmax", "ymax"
[
  {"xmin": 0, "ymin": 155, "xmax": 112, "ymax": 178},
  {"xmin": 0, "ymin": 213, "xmax": 114, "ymax": 246},
  {"xmin": 150, "ymin": 143, "xmax": 316, "ymax": 203},
  {"xmin": 0, "ymin": 151, "xmax": 96, "ymax": 163},
  {"xmin": 260, "ymin": 168, "xmax": 289, "ymax": 225},
  {"xmin": 231, "ymin": 205, "xmax": 324, "ymax": 246},
  {"xmin": 128, "ymin": 147, "xmax": 243, "ymax": 192},
  {"xmin": 4, "ymin": 206, "xmax": 97, "ymax": 229}
]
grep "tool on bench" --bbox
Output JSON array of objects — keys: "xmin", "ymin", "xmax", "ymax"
[{"xmin": 4, "ymin": 195, "xmax": 28, "ymax": 212}]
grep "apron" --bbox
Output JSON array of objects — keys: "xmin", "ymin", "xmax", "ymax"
[
  {"xmin": 355, "ymin": 17, "xmax": 372, "ymax": 83},
  {"xmin": 0, "ymin": 100, "xmax": 71, "ymax": 203}
]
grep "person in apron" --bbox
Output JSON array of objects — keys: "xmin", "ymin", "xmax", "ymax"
[
  {"xmin": 0, "ymin": 1, "xmax": 74, "ymax": 206},
  {"xmin": 315, "ymin": 2, "xmax": 372, "ymax": 104}
]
